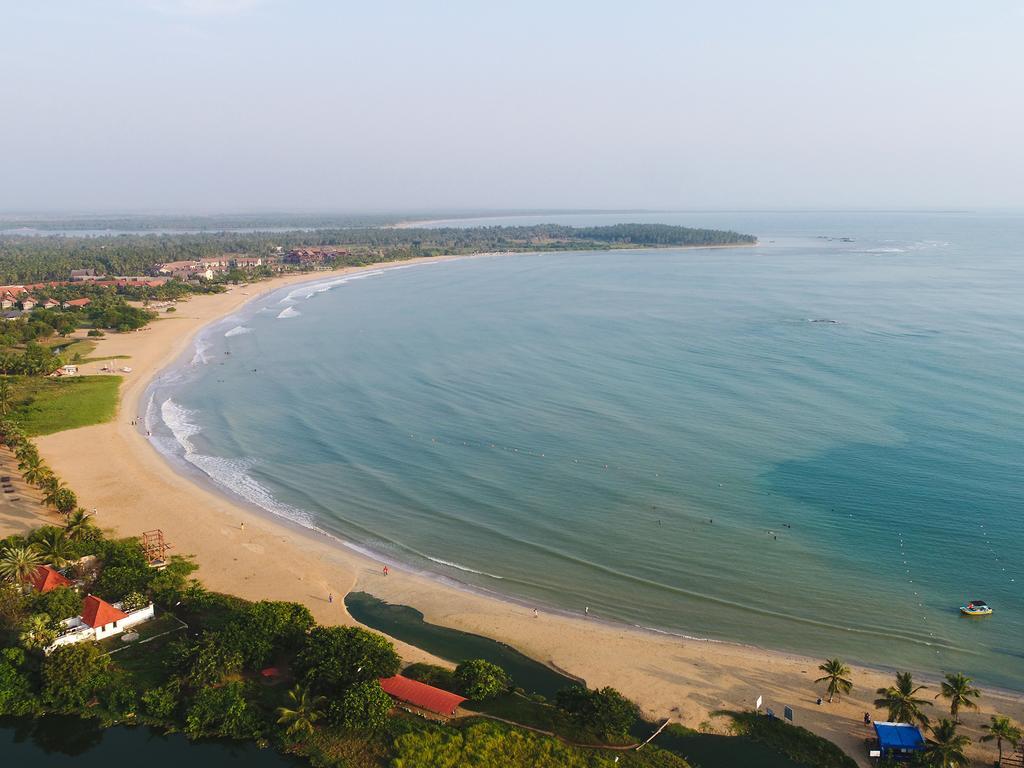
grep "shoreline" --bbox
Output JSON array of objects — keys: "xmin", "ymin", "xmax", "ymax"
[{"xmin": 16, "ymin": 253, "xmax": 1023, "ymax": 766}]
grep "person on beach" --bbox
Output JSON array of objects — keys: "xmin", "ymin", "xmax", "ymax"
[
  {"xmin": 585, "ymin": 606, "xmax": 590, "ymax": 616},
  {"xmin": 533, "ymin": 608, "xmax": 538, "ymax": 618},
  {"xmin": 328, "ymin": 593, "xmax": 333, "ymax": 603},
  {"xmin": 863, "ymin": 712, "xmax": 871, "ymax": 726},
  {"xmin": 240, "ymin": 521, "xmax": 245, "ymax": 532},
  {"xmin": 382, "ymin": 565, "xmax": 389, "ymax": 576}
]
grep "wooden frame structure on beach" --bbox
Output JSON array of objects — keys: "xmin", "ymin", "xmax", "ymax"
[{"xmin": 140, "ymin": 529, "xmax": 172, "ymax": 567}]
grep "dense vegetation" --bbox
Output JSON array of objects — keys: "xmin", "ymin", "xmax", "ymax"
[{"xmin": 0, "ymin": 223, "xmax": 755, "ymax": 283}]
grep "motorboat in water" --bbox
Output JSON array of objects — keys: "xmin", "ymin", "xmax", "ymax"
[{"xmin": 960, "ymin": 600, "xmax": 992, "ymax": 617}]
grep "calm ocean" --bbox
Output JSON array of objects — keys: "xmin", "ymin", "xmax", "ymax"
[{"xmin": 146, "ymin": 211, "xmax": 1024, "ymax": 691}]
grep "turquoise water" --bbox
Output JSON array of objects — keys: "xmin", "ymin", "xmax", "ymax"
[{"xmin": 147, "ymin": 211, "xmax": 1024, "ymax": 691}]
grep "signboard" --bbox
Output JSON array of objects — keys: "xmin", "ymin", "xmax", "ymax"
[
  {"xmin": 755, "ymin": 695, "xmax": 763, "ymax": 710},
  {"xmin": 784, "ymin": 706, "xmax": 794, "ymax": 722}
]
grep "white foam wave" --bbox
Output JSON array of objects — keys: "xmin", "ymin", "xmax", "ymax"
[
  {"xmin": 426, "ymin": 555, "xmax": 504, "ymax": 579},
  {"xmin": 277, "ymin": 306, "xmax": 300, "ymax": 319},
  {"xmin": 191, "ymin": 338, "xmax": 211, "ymax": 365},
  {"xmin": 280, "ymin": 270, "xmax": 385, "ymax": 304},
  {"xmin": 159, "ymin": 398, "xmax": 313, "ymax": 527},
  {"xmin": 225, "ymin": 325, "xmax": 252, "ymax": 337}
]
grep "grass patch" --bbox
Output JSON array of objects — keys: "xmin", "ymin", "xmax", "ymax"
[
  {"xmin": 106, "ymin": 619, "xmax": 187, "ymax": 690},
  {"xmin": 8, "ymin": 375, "xmax": 121, "ymax": 436},
  {"xmin": 714, "ymin": 711, "xmax": 857, "ymax": 768}
]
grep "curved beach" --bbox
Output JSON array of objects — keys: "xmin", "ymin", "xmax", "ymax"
[{"xmin": 22, "ymin": 257, "xmax": 1024, "ymax": 766}]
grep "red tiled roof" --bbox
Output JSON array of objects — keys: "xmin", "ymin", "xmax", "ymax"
[
  {"xmin": 30, "ymin": 565, "xmax": 72, "ymax": 593},
  {"xmin": 65, "ymin": 298, "xmax": 91, "ymax": 307},
  {"xmin": 378, "ymin": 675, "xmax": 466, "ymax": 716},
  {"xmin": 80, "ymin": 594, "xmax": 129, "ymax": 628}
]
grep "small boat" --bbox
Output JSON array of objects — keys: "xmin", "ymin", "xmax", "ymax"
[{"xmin": 960, "ymin": 600, "xmax": 992, "ymax": 617}]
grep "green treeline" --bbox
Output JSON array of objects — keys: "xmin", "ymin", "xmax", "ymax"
[{"xmin": 0, "ymin": 223, "xmax": 755, "ymax": 283}]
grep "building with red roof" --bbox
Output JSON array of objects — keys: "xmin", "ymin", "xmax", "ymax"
[
  {"xmin": 378, "ymin": 675, "xmax": 466, "ymax": 718},
  {"xmin": 63, "ymin": 297, "xmax": 92, "ymax": 308},
  {"xmin": 29, "ymin": 565, "xmax": 72, "ymax": 593},
  {"xmin": 80, "ymin": 594, "xmax": 129, "ymax": 628},
  {"xmin": 46, "ymin": 594, "xmax": 155, "ymax": 653}
]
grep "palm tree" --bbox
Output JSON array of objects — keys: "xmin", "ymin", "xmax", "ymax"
[
  {"xmin": 65, "ymin": 508, "xmax": 96, "ymax": 542},
  {"xmin": 981, "ymin": 715, "xmax": 1022, "ymax": 766},
  {"xmin": 40, "ymin": 477, "xmax": 67, "ymax": 509},
  {"xmin": 33, "ymin": 528, "xmax": 71, "ymax": 568},
  {"xmin": 276, "ymin": 684, "xmax": 324, "ymax": 738},
  {"xmin": 937, "ymin": 672, "xmax": 980, "ymax": 723},
  {"xmin": 815, "ymin": 658, "xmax": 853, "ymax": 703},
  {"xmin": 923, "ymin": 718, "xmax": 971, "ymax": 768},
  {"xmin": 18, "ymin": 454, "xmax": 50, "ymax": 487},
  {"xmin": 0, "ymin": 377, "xmax": 11, "ymax": 416},
  {"xmin": 14, "ymin": 441, "xmax": 38, "ymax": 464},
  {"xmin": 0, "ymin": 544, "xmax": 44, "ymax": 584},
  {"xmin": 875, "ymin": 671, "xmax": 931, "ymax": 727},
  {"xmin": 19, "ymin": 613, "xmax": 57, "ymax": 652}
]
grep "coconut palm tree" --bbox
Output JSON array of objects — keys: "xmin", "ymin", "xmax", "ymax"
[
  {"xmin": 0, "ymin": 377, "xmax": 11, "ymax": 416},
  {"xmin": 40, "ymin": 477, "xmax": 67, "ymax": 509},
  {"xmin": 276, "ymin": 684, "xmax": 324, "ymax": 738},
  {"xmin": 923, "ymin": 719, "xmax": 971, "ymax": 768},
  {"xmin": 20, "ymin": 455, "xmax": 51, "ymax": 488},
  {"xmin": 33, "ymin": 528, "xmax": 72, "ymax": 568},
  {"xmin": 815, "ymin": 658, "xmax": 853, "ymax": 703},
  {"xmin": 64, "ymin": 508, "xmax": 96, "ymax": 542},
  {"xmin": 981, "ymin": 715, "xmax": 1022, "ymax": 766},
  {"xmin": 937, "ymin": 672, "xmax": 980, "ymax": 723},
  {"xmin": 875, "ymin": 671, "xmax": 931, "ymax": 727},
  {"xmin": 0, "ymin": 544, "xmax": 44, "ymax": 584},
  {"xmin": 14, "ymin": 441, "xmax": 38, "ymax": 464},
  {"xmin": 19, "ymin": 613, "xmax": 57, "ymax": 652}
]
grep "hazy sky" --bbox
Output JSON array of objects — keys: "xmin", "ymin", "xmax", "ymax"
[{"xmin": 2, "ymin": 1, "xmax": 1023, "ymax": 212}]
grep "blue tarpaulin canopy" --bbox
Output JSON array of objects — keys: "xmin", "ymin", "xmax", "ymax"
[{"xmin": 874, "ymin": 721, "xmax": 925, "ymax": 753}]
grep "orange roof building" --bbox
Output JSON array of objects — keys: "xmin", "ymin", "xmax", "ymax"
[
  {"xmin": 30, "ymin": 565, "xmax": 72, "ymax": 593},
  {"xmin": 80, "ymin": 594, "xmax": 129, "ymax": 628},
  {"xmin": 378, "ymin": 675, "xmax": 466, "ymax": 717}
]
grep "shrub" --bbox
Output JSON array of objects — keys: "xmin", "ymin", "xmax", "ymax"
[
  {"xmin": 87, "ymin": 329, "xmax": 105, "ymax": 337},
  {"xmin": 54, "ymin": 487, "xmax": 77, "ymax": 515},
  {"xmin": 120, "ymin": 591, "xmax": 148, "ymax": 612},
  {"xmin": 455, "ymin": 659, "xmax": 511, "ymax": 700},
  {"xmin": 184, "ymin": 681, "xmax": 262, "ymax": 739},
  {"xmin": 402, "ymin": 662, "xmax": 457, "ymax": 691},
  {"xmin": 0, "ymin": 647, "xmax": 37, "ymax": 715},
  {"xmin": 330, "ymin": 679, "xmax": 393, "ymax": 732},
  {"xmin": 555, "ymin": 685, "xmax": 639, "ymax": 740},
  {"xmin": 42, "ymin": 643, "xmax": 110, "ymax": 709},
  {"xmin": 141, "ymin": 679, "xmax": 181, "ymax": 720},
  {"xmin": 295, "ymin": 626, "xmax": 399, "ymax": 695}
]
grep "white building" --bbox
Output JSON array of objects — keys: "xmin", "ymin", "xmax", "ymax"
[{"xmin": 47, "ymin": 594, "xmax": 155, "ymax": 652}]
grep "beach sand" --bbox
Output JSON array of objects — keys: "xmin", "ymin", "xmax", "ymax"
[{"xmin": 7, "ymin": 258, "xmax": 1020, "ymax": 766}]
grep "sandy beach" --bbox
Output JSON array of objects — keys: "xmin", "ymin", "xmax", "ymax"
[{"xmin": 4, "ymin": 257, "xmax": 1018, "ymax": 766}]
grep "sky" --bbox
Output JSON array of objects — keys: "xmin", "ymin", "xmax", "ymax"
[{"xmin": 1, "ymin": 0, "xmax": 1023, "ymax": 213}]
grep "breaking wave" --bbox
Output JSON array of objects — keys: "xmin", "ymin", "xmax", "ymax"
[
  {"xmin": 159, "ymin": 398, "xmax": 313, "ymax": 528},
  {"xmin": 425, "ymin": 555, "xmax": 504, "ymax": 580},
  {"xmin": 225, "ymin": 325, "xmax": 252, "ymax": 337},
  {"xmin": 277, "ymin": 306, "xmax": 300, "ymax": 319}
]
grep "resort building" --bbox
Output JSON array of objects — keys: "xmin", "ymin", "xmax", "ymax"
[
  {"xmin": 41, "ymin": 298, "xmax": 61, "ymax": 309},
  {"xmin": 20, "ymin": 297, "xmax": 36, "ymax": 311},
  {"xmin": 378, "ymin": 675, "xmax": 466, "ymax": 720},
  {"xmin": 50, "ymin": 364, "xmax": 79, "ymax": 377},
  {"xmin": 231, "ymin": 256, "xmax": 265, "ymax": 269},
  {"xmin": 29, "ymin": 565, "xmax": 73, "ymax": 593},
  {"xmin": 63, "ymin": 298, "xmax": 92, "ymax": 309},
  {"xmin": 70, "ymin": 269, "xmax": 101, "ymax": 281},
  {"xmin": 47, "ymin": 594, "xmax": 155, "ymax": 652}
]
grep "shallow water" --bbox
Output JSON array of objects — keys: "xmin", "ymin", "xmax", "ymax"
[{"xmin": 148, "ymin": 211, "xmax": 1024, "ymax": 691}]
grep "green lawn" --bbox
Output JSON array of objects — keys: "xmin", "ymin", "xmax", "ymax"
[
  {"xmin": 104, "ymin": 614, "xmax": 188, "ymax": 689},
  {"xmin": 8, "ymin": 375, "xmax": 121, "ymax": 436}
]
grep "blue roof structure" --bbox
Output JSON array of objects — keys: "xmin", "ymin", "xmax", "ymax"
[{"xmin": 874, "ymin": 721, "xmax": 925, "ymax": 753}]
